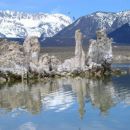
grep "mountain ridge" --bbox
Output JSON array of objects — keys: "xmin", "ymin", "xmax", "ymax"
[
  {"xmin": 42, "ymin": 10, "xmax": 130, "ymax": 46},
  {"xmin": 108, "ymin": 23, "xmax": 130, "ymax": 44},
  {"xmin": 0, "ymin": 10, "xmax": 72, "ymax": 38},
  {"xmin": 1, "ymin": 10, "xmax": 130, "ymax": 46}
]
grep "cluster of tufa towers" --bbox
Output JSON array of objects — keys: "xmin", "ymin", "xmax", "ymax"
[{"xmin": 0, "ymin": 28, "xmax": 113, "ymax": 79}]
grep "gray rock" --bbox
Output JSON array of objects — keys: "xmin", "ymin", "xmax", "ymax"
[
  {"xmin": 0, "ymin": 77, "xmax": 6, "ymax": 83},
  {"xmin": 23, "ymin": 36, "xmax": 61, "ymax": 74},
  {"xmin": 23, "ymin": 36, "xmax": 40, "ymax": 72},
  {"xmin": 57, "ymin": 29, "xmax": 86, "ymax": 72},
  {"xmin": 87, "ymin": 29, "xmax": 112, "ymax": 71},
  {"xmin": 75, "ymin": 29, "xmax": 86, "ymax": 68},
  {"xmin": 0, "ymin": 41, "xmax": 27, "ymax": 76},
  {"xmin": 0, "ymin": 29, "xmax": 113, "ymax": 80}
]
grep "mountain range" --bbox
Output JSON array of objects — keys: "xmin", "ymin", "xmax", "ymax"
[
  {"xmin": 0, "ymin": 10, "xmax": 72, "ymax": 38},
  {"xmin": 108, "ymin": 23, "xmax": 130, "ymax": 44},
  {"xmin": 42, "ymin": 11, "xmax": 130, "ymax": 46},
  {"xmin": 0, "ymin": 10, "xmax": 130, "ymax": 46}
]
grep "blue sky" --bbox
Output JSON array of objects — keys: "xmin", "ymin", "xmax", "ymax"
[{"xmin": 0, "ymin": 0, "xmax": 130, "ymax": 18}]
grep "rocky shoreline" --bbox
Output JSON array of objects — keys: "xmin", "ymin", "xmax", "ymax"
[{"xmin": 0, "ymin": 29, "xmax": 128, "ymax": 84}]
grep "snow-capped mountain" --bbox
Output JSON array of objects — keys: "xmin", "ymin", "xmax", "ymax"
[
  {"xmin": 43, "ymin": 10, "xmax": 130, "ymax": 46},
  {"xmin": 55, "ymin": 10, "xmax": 130, "ymax": 37},
  {"xmin": 0, "ymin": 10, "xmax": 72, "ymax": 38}
]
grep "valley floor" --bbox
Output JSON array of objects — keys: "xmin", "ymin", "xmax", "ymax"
[{"xmin": 42, "ymin": 45, "xmax": 130, "ymax": 63}]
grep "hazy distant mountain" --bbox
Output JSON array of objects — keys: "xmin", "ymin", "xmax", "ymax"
[
  {"xmin": 42, "ymin": 11, "xmax": 130, "ymax": 46},
  {"xmin": 108, "ymin": 23, "xmax": 130, "ymax": 44},
  {"xmin": 0, "ymin": 10, "xmax": 72, "ymax": 38}
]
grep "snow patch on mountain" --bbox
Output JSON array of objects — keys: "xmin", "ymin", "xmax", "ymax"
[{"xmin": 0, "ymin": 10, "xmax": 72, "ymax": 38}]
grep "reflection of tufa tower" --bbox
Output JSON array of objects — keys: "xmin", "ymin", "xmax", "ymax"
[
  {"xmin": 72, "ymin": 78, "xmax": 86, "ymax": 119},
  {"xmin": 89, "ymin": 79, "xmax": 114, "ymax": 113}
]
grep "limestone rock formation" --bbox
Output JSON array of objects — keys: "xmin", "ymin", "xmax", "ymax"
[
  {"xmin": 23, "ymin": 36, "xmax": 61, "ymax": 74},
  {"xmin": 0, "ymin": 37, "xmax": 61, "ymax": 79},
  {"xmin": 23, "ymin": 37, "xmax": 40, "ymax": 62},
  {"xmin": 38, "ymin": 54, "xmax": 61, "ymax": 73},
  {"xmin": 87, "ymin": 29, "xmax": 113, "ymax": 71},
  {"xmin": 58, "ymin": 29, "xmax": 86, "ymax": 72},
  {"xmin": 75, "ymin": 30, "xmax": 86, "ymax": 68},
  {"xmin": 0, "ymin": 29, "xmax": 113, "ymax": 81},
  {"xmin": 0, "ymin": 40, "xmax": 27, "ymax": 75}
]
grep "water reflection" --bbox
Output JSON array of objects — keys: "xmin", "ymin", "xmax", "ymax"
[{"xmin": 0, "ymin": 76, "xmax": 130, "ymax": 119}]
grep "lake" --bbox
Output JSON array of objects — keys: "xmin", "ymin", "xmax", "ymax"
[{"xmin": 0, "ymin": 65, "xmax": 130, "ymax": 130}]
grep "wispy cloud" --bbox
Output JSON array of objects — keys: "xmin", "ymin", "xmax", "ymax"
[{"xmin": 51, "ymin": 6, "xmax": 61, "ymax": 13}]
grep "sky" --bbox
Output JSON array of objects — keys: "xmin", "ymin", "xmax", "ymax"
[{"xmin": 0, "ymin": 0, "xmax": 130, "ymax": 18}]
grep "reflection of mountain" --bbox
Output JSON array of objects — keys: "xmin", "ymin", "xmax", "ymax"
[{"xmin": 0, "ymin": 76, "xmax": 130, "ymax": 118}]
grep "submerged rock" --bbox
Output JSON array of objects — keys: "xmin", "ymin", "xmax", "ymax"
[{"xmin": 112, "ymin": 69, "xmax": 127, "ymax": 76}]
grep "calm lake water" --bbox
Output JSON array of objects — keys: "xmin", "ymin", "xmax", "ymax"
[{"xmin": 0, "ymin": 65, "xmax": 130, "ymax": 130}]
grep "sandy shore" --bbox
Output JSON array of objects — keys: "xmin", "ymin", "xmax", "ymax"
[{"xmin": 41, "ymin": 45, "xmax": 130, "ymax": 63}]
